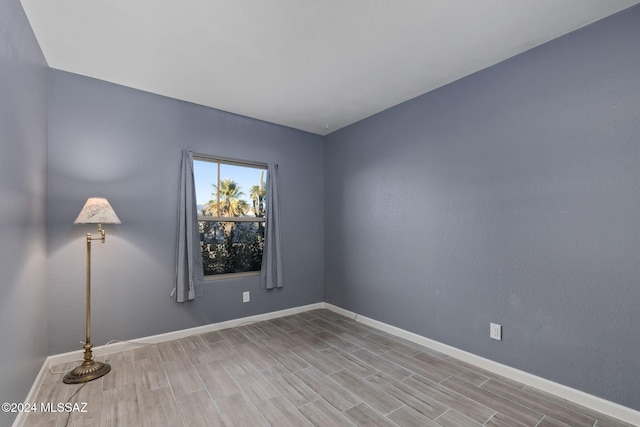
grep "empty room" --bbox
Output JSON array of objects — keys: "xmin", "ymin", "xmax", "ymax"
[{"xmin": 2, "ymin": 0, "xmax": 639, "ymax": 426}]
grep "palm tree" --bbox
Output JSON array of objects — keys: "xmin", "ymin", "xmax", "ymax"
[
  {"xmin": 204, "ymin": 178, "xmax": 248, "ymax": 217},
  {"xmin": 249, "ymin": 171, "xmax": 266, "ymax": 217}
]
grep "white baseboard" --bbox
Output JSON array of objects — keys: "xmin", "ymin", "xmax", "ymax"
[
  {"xmin": 324, "ymin": 303, "xmax": 640, "ymax": 426},
  {"xmin": 15, "ymin": 301, "xmax": 639, "ymax": 426}
]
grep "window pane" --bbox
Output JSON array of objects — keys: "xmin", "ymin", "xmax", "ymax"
[
  {"xmin": 193, "ymin": 158, "xmax": 267, "ymax": 277},
  {"xmin": 194, "ymin": 160, "xmax": 267, "ymax": 218},
  {"xmin": 193, "ymin": 160, "xmax": 215, "ymax": 209},
  {"xmin": 199, "ymin": 220, "xmax": 265, "ymax": 275}
]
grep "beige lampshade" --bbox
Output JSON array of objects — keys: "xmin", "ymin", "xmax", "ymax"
[{"xmin": 74, "ymin": 197, "xmax": 121, "ymax": 224}]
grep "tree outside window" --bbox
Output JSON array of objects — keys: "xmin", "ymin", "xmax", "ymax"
[{"xmin": 193, "ymin": 158, "xmax": 267, "ymax": 277}]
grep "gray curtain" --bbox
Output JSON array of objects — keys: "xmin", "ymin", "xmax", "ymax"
[
  {"xmin": 260, "ymin": 163, "xmax": 283, "ymax": 289},
  {"xmin": 174, "ymin": 150, "xmax": 201, "ymax": 302}
]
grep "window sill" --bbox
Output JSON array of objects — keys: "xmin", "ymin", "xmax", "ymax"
[{"xmin": 201, "ymin": 271, "xmax": 260, "ymax": 282}]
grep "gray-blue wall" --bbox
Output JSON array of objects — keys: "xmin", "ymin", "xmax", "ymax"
[
  {"xmin": 0, "ymin": 0, "xmax": 49, "ymax": 425},
  {"xmin": 47, "ymin": 70, "xmax": 325, "ymax": 355},
  {"xmin": 325, "ymin": 5, "xmax": 640, "ymax": 410}
]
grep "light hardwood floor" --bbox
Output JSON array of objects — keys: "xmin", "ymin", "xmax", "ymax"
[{"xmin": 24, "ymin": 309, "xmax": 634, "ymax": 427}]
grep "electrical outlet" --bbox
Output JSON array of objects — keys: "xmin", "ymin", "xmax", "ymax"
[
  {"xmin": 490, "ymin": 323, "xmax": 502, "ymax": 341},
  {"xmin": 242, "ymin": 291, "xmax": 250, "ymax": 303}
]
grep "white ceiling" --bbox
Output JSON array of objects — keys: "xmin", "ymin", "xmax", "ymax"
[{"xmin": 21, "ymin": 0, "xmax": 640, "ymax": 136}]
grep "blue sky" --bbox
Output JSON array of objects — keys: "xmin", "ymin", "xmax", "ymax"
[{"xmin": 193, "ymin": 160, "xmax": 266, "ymax": 207}]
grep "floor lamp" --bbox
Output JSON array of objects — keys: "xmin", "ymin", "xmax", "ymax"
[{"xmin": 63, "ymin": 197, "xmax": 121, "ymax": 384}]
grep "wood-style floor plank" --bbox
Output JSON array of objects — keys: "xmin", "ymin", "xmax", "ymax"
[
  {"xmin": 255, "ymin": 396, "xmax": 313, "ymax": 427},
  {"xmin": 293, "ymin": 367, "xmax": 360, "ymax": 412},
  {"xmin": 101, "ymin": 350, "xmax": 134, "ymax": 391},
  {"xmin": 403, "ymin": 374, "xmax": 496, "ymax": 424},
  {"xmin": 298, "ymin": 398, "xmax": 355, "ymax": 426},
  {"xmin": 216, "ymin": 393, "xmax": 269, "ymax": 427},
  {"xmin": 156, "ymin": 339, "xmax": 187, "ymax": 363},
  {"xmin": 319, "ymin": 346, "xmax": 378, "ymax": 378},
  {"xmin": 260, "ymin": 365, "xmax": 319, "ymax": 408},
  {"xmin": 290, "ymin": 344, "xmax": 343, "ymax": 375},
  {"xmin": 366, "ymin": 372, "xmax": 449, "ymax": 420},
  {"xmin": 441, "ymin": 375, "xmax": 543, "ymax": 426},
  {"xmin": 133, "ymin": 357, "xmax": 168, "ymax": 392},
  {"xmin": 178, "ymin": 335, "xmax": 215, "ymax": 366},
  {"xmin": 434, "ymin": 408, "xmax": 483, "ymax": 426},
  {"xmin": 99, "ymin": 385, "xmax": 140, "ymax": 427},
  {"xmin": 175, "ymin": 389, "xmax": 224, "ymax": 427},
  {"xmin": 137, "ymin": 387, "xmax": 183, "ymax": 427},
  {"xmin": 343, "ymin": 403, "xmax": 397, "ymax": 426},
  {"xmin": 163, "ymin": 360, "xmax": 204, "ymax": 397},
  {"xmin": 481, "ymin": 378, "xmax": 596, "ymax": 427},
  {"xmin": 329, "ymin": 369, "xmax": 403, "ymax": 415},
  {"xmin": 194, "ymin": 359, "xmax": 241, "ymax": 398},
  {"xmin": 413, "ymin": 351, "xmax": 489, "ymax": 386},
  {"xmin": 65, "ymin": 380, "xmax": 103, "ymax": 427},
  {"xmin": 223, "ymin": 360, "xmax": 280, "ymax": 404},
  {"xmin": 350, "ymin": 348, "xmax": 414, "ymax": 381},
  {"xmin": 387, "ymin": 405, "xmax": 442, "ymax": 427}
]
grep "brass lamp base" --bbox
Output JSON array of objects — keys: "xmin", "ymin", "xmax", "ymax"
[
  {"xmin": 63, "ymin": 360, "xmax": 111, "ymax": 384},
  {"xmin": 63, "ymin": 343, "xmax": 111, "ymax": 384}
]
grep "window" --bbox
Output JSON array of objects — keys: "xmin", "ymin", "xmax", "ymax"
[{"xmin": 193, "ymin": 156, "xmax": 267, "ymax": 278}]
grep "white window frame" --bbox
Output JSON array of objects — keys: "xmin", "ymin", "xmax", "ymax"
[{"xmin": 193, "ymin": 154, "xmax": 267, "ymax": 281}]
